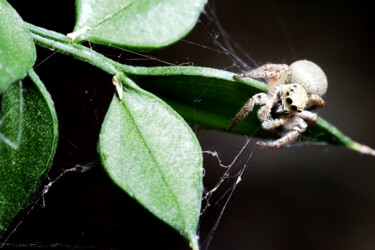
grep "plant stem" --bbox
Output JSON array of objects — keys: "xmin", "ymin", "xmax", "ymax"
[
  {"xmin": 25, "ymin": 23, "xmax": 241, "ymax": 83},
  {"xmin": 26, "ymin": 23, "xmax": 134, "ymax": 76}
]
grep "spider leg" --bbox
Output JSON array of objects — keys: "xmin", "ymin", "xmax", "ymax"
[
  {"xmin": 257, "ymin": 130, "xmax": 301, "ymax": 149},
  {"xmin": 306, "ymin": 94, "xmax": 325, "ymax": 110},
  {"xmin": 261, "ymin": 118, "xmax": 285, "ymax": 130},
  {"xmin": 234, "ymin": 64, "xmax": 291, "ymax": 94},
  {"xmin": 257, "ymin": 94, "xmax": 277, "ymax": 121},
  {"xmin": 234, "ymin": 64, "xmax": 290, "ymax": 79},
  {"xmin": 227, "ymin": 93, "xmax": 268, "ymax": 131},
  {"xmin": 257, "ymin": 116, "xmax": 307, "ymax": 148},
  {"xmin": 256, "ymin": 85, "xmax": 281, "ymax": 123},
  {"xmin": 295, "ymin": 110, "xmax": 318, "ymax": 126}
]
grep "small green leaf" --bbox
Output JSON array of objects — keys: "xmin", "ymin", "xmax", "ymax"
[
  {"xmin": 0, "ymin": 70, "xmax": 58, "ymax": 239},
  {"xmin": 72, "ymin": 0, "xmax": 207, "ymax": 50},
  {"xmin": 98, "ymin": 74, "xmax": 202, "ymax": 248},
  {"xmin": 0, "ymin": 0, "xmax": 36, "ymax": 93}
]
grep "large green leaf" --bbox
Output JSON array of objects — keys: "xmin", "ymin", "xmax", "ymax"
[
  {"xmin": 0, "ymin": 0, "xmax": 36, "ymax": 93},
  {"xmin": 72, "ymin": 0, "xmax": 207, "ymax": 50},
  {"xmin": 127, "ymin": 67, "xmax": 270, "ymax": 136},
  {"xmin": 98, "ymin": 74, "xmax": 202, "ymax": 249},
  {"xmin": 0, "ymin": 70, "xmax": 58, "ymax": 239}
]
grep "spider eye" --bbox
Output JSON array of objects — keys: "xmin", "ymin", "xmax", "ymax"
[
  {"xmin": 286, "ymin": 98, "xmax": 293, "ymax": 104},
  {"xmin": 290, "ymin": 105, "xmax": 297, "ymax": 111}
]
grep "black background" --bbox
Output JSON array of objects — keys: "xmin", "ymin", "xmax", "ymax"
[{"xmin": 3, "ymin": 0, "xmax": 375, "ymax": 249}]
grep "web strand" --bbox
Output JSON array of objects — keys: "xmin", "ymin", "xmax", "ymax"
[
  {"xmin": 0, "ymin": 164, "xmax": 96, "ymax": 247},
  {"xmin": 201, "ymin": 137, "xmax": 254, "ymax": 250}
]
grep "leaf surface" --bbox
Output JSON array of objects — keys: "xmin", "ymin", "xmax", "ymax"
[
  {"xmin": 73, "ymin": 0, "xmax": 207, "ymax": 50},
  {"xmin": 98, "ymin": 74, "xmax": 202, "ymax": 248},
  {"xmin": 0, "ymin": 70, "xmax": 58, "ymax": 239},
  {"xmin": 0, "ymin": 0, "xmax": 36, "ymax": 93}
]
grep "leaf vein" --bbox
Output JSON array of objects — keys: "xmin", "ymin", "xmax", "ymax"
[
  {"xmin": 120, "ymin": 93, "xmax": 187, "ymax": 230},
  {"xmin": 91, "ymin": 2, "xmax": 135, "ymax": 29}
]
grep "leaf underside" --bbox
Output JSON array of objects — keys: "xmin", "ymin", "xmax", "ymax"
[
  {"xmin": 74, "ymin": 0, "xmax": 207, "ymax": 50},
  {"xmin": 98, "ymin": 75, "xmax": 202, "ymax": 246},
  {"xmin": 0, "ymin": 70, "xmax": 58, "ymax": 239},
  {"xmin": 0, "ymin": 0, "xmax": 36, "ymax": 93}
]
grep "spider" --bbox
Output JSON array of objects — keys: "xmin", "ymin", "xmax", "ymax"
[{"xmin": 228, "ymin": 60, "xmax": 327, "ymax": 148}]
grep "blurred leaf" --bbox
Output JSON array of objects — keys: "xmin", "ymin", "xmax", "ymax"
[
  {"xmin": 0, "ymin": 70, "xmax": 58, "ymax": 239},
  {"xmin": 72, "ymin": 0, "xmax": 207, "ymax": 50},
  {"xmin": 98, "ymin": 74, "xmax": 202, "ymax": 248},
  {"xmin": 0, "ymin": 0, "xmax": 36, "ymax": 93}
]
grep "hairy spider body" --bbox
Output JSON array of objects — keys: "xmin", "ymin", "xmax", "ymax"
[{"xmin": 229, "ymin": 60, "xmax": 327, "ymax": 148}]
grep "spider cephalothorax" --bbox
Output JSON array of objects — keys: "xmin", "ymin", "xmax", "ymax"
[
  {"xmin": 228, "ymin": 60, "xmax": 327, "ymax": 148},
  {"xmin": 279, "ymin": 83, "xmax": 308, "ymax": 113}
]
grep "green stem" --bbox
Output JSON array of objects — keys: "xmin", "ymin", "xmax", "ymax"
[
  {"xmin": 26, "ymin": 22, "xmax": 133, "ymax": 76},
  {"xmin": 25, "ymin": 23, "xmax": 245, "ymax": 84}
]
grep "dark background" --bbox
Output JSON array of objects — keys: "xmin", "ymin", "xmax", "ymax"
[{"xmin": 3, "ymin": 0, "xmax": 375, "ymax": 249}]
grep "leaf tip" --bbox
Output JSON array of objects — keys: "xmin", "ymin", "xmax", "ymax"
[{"xmin": 350, "ymin": 142, "xmax": 375, "ymax": 157}]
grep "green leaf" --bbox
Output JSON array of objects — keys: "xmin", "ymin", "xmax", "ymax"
[
  {"xmin": 0, "ymin": 0, "xmax": 36, "ymax": 93},
  {"xmin": 98, "ymin": 74, "xmax": 202, "ymax": 249},
  {"xmin": 72, "ymin": 0, "xmax": 207, "ymax": 50},
  {"xmin": 0, "ymin": 70, "xmax": 58, "ymax": 239},
  {"xmin": 120, "ymin": 65, "xmax": 375, "ymax": 155},
  {"xmin": 126, "ymin": 66, "xmax": 274, "ymax": 138}
]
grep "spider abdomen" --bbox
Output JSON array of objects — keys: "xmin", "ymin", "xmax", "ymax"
[{"xmin": 287, "ymin": 60, "xmax": 328, "ymax": 96}]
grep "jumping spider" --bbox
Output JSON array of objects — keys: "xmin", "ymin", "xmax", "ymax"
[{"xmin": 228, "ymin": 60, "xmax": 327, "ymax": 148}]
